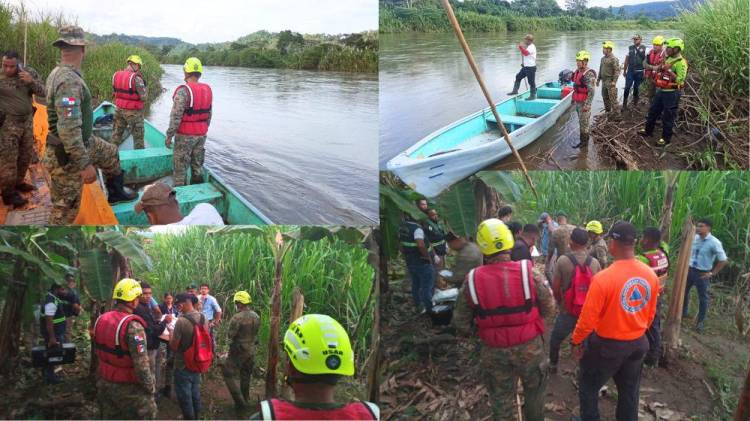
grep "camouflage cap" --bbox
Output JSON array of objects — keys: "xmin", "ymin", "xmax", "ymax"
[
  {"xmin": 52, "ymin": 25, "xmax": 91, "ymax": 48},
  {"xmin": 134, "ymin": 182, "xmax": 176, "ymax": 213}
]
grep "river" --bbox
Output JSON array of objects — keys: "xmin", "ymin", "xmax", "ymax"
[
  {"xmin": 147, "ymin": 64, "xmax": 378, "ymax": 225},
  {"xmin": 380, "ymin": 30, "xmax": 682, "ymax": 170}
]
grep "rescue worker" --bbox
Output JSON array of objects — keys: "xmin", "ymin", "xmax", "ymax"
[
  {"xmin": 570, "ymin": 221, "xmax": 659, "ymax": 421},
  {"xmin": 597, "ymin": 41, "xmax": 621, "ymax": 121},
  {"xmin": 443, "ymin": 231, "xmax": 483, "ymax": 287},
  {"xmin": 41, "ymin": 283, "xmax": 68, "ymax": 384},
  {"xmin": 0, "ymin": 50, "xmax": 44, "ymax": 208},
  {"xmin": 507, "ymin": 34, "xmax": 538, "ymax": 100},
  {"xmin": 452, "ymin": 219, "xmax": 556, "ymax": 420},
  {"xmin": 622, "ymin": 34, "xmax": 647, "ymax": 109},
  {"xmin": 549, "ymin": 228, "xmax": 601, "ymax": 373},
  {"xmin": 642, "ymin": 36, "xmax": 666, "ymax": 101},
  {"xmin": 546, "ymin": 211, "xmax": 576, "ymax": 271},
  {"xmin": 63, "ymin": 273, "xmax": 82, "ymax": 342},
  {"xmin": 399, "ymin": 211, "xmax": 434, "ymax": 314},
  {"xmin": 639, "ymin": 37, "xmax": 688, "ymax": 147},
  {"xmin": 221, "ymin": 291, "xmax": 260, "ymax": 415},
  {"xmin": 425, "ymin": 208, "xmax": 447, "ymax": 267},
  {"xmin": 586, "ymin": 220, "xmax": 609, "ymax": 268},
  {"xmin": 111, "ymin": 55, "xmax": 147, "ymax": 149},
  {"xmin": 93, "ymin": 278, "xmax": 157, "ymax": 419},
  {"xmin": 571, "ymin": 51, "xmax": 596, "ymax": 148},
  {"xmin": 45, "ymin": 26, "xmax": 135, "ymax": 223},
  {"xmin": 165, "ymin": 57, "xmax": 213, "ymax": 187},
  {"xmin": 636, "ymin": 227, "xmax": 669, "ymax": 366},
  {"xmin": 682, "ymin": 218, "xmax": 728, "ymax": 332},
  {"xmin": 253, "ymin": 314, "xmax": 379, "ymax": 419}
]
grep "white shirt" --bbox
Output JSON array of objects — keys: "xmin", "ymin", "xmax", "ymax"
[
  {"xmin": 44, "ymin": 302, "xmax": 58, "ymax": 317},
  {"xmin": 172, "ymin": 203, "xmax": 225, "ymax": 226},
  {"xmin": 522, "ymin": 43, "xmax": 537, "ymax": 67}
]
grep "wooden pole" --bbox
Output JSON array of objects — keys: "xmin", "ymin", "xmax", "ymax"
[
  {"xmin": 366, "ymin": 234, "xmax": 381, "ymax": 403},
  {"xmin": 440, "ymin": 0, "xmax": 538, "ymax": 198},
  {"xmin": 735, "ymin": 359, "xmax": 750, "ymax": 421},
  {"xmin": 265, "ymin": 231, "xmax": 290, "ymax": 399},
  {"xmin": 659, "ymin": 171, "xmax": 678, "ymax": 240},
  {"xmin": 22, "ymin": 5, "xmax": 28, "ymax": 64},
  {"xmin": 662, "ymin": 216, "xmax": 695, "ymax": 363},
  {"xmin": 281, "ymin": 288, "xmax": 305, "ymax": 399}
]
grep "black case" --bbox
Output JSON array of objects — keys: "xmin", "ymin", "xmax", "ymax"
[{"xmin": 31, "ymin": 343, "xmax": 77, "ymax": 367}]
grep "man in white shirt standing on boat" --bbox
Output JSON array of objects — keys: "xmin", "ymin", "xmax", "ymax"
[
  {"xmin": 134, "ymin": 181, "xmax": 224, "ymax": 225},
  {"xmin": 507, "ymin": 34, "xmax": 538, "ymax": 101}
]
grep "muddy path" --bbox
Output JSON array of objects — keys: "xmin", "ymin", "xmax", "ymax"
[{"xmin": 379, "ymin": 273, "xmax": 749, "ymax": 420}]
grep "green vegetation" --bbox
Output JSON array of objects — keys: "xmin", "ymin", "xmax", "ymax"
[
  {"xmin": 379, "ymin": 0, "xmax": 674, "ymax": 33},
  {"xmin": 83, "ymin": 43, "xmax": 164, "ymax": 106},
  {"xmin": 158, "ymin": 30, "xmax": 378, "ymax": 73}
]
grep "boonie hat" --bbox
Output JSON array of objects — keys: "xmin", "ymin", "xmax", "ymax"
[{"xmin": 53, "ymin": 25, "xmax": 92, "ymax": 48}]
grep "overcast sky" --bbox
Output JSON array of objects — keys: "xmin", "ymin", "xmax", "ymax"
[
  {"xmin": 12, "ymin": 0, "xmax": 378, "ymax": 44},
  {"xmin": 554, "ymin": 0, "xmax": 672, "ymax": 8}
]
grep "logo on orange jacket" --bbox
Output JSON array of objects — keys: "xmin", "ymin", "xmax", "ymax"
[{"xmin": 620, "ymin": 278, "xmax": 652, "ymax": 313}]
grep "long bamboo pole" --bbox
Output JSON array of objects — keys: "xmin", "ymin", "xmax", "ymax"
[
  {"xmin": 662, "ymin": 216, "xmax": 695, "ymax": 363},
  {"xmin": 440, "ymin": 0, "xmax": 537, "ymax": 197}
]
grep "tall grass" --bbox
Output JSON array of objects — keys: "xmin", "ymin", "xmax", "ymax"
[
  {"xmin": 510, "ymin": 171, "xmax": 750, "ymax": 281},
  {"xmin": 139, "ymin": 227, "xmax": 375, "ymax": 369},
  {"xmin": 83, "ymin": 43, "xmax": 164, "ymax": 106}
]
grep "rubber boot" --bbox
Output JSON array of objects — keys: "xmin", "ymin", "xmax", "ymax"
[
  {"xmin": 525, "ymin": 87, "xmax": 537, "ymax": 101},
  {"xmin": 638, "ymin": 128, "xmax": 651, "ymax": 137},
  {"xmin": 572, "ymin": 133, "xmax": 589, "ymax": 149},
  {"xmin": 15, "ymin": 182, "xmax": 37, "ymax": 193},
  {"xmin": 506, "ymin": 80, "xmax": 521, "ymax": 95},
  {"xmin": 240, "ymin": 378, "xmax": 250, "ymax": 403},
  {"xmin": 106, "ymin": 172, "xmax": 137, "ymax": 204},
  {"xmin": 225, "ymin": 376, "xmax": 248, "ymax": 411},
  {"xmin": 2, "ymin": 189, "xmax": 28, "ymax": 208},
  {"xmin": 632, "ymin": 94, "xmax": 639, "ymax": 107}
]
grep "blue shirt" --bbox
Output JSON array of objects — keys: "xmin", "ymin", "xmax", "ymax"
[
  {"xmin": 690, "ymin": 233, "xmax": 727, "ymax": 271},
  {"xmin": 540, "ymin": 221, "xmax": 559, "ymax": 256},
  {"xmin": 200, "ymin": 294, "xmax": 222, "ymax": 321}
]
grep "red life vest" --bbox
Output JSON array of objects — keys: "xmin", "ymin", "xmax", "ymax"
[
  {"xmin": 93, "ymin": 310, "xmax": 147, "ymax": 384},
  {"xmin": 644, "ymin": 50, "xmax": 664, "ymax": 79},
  {"xmin": 642, "ymin": 249, "xmax": 669, "ymax": 277},
  {"xmin": 112, "ymin": 70, "xmax": 145, "ymax": 110},
  {"xmin": 571, "ymin": 69, "xmax": 595, "ymax": 104},
  {"xmin": 259, "ymin": 399, "xmax": 379, "ymax": 420},
  {"xmin": 466, "ymin": 260, "xmax": 544, "ymax": 348},
  {"xmin": 174, "ymin": 82, "xmax": 213, "ymax": 136}
]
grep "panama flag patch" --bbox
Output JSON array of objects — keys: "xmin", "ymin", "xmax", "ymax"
[{"xmin": 62, "ymin": 97, "xmax": 77, "ymax": 106}]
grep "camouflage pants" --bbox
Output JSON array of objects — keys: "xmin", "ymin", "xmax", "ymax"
[
  {"xmin": 221, "ymin": 351, "xmax": 255, "ymax": 407},
  {"xmin": 641, "ymin": 77, "xmax": 656, "ymax": 101},
  {"xmin": 480, "ymin": 335, "xmax": 548, "ymax": 421},
  {"xmin": 575, "ymin": 103, "xmax": 591, "ymax": 138},
  {"xmin": 173, "ymin": 134, "xmax": 205, "ymax": 187},
  {"xmin": 97, "ymin": 379, "xmax": 157, "ymax": 420},
  {"xmin": 43, "ymin": 134, "xmax": 121, "ymax": 224},
  {"xmin": 111, "ymin": 109, "xmax": 145, "ymax": 149},
  {"xmin": 601, "ymin": 79, "xmax": 620, "ymax": 116},
  {"xmin": 0, "ymin": 114, "xmax": 35, "ymax": 193}
]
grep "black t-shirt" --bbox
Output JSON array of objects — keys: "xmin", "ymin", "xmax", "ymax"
[
  {"xmin": 510, "ymin": 238, "xmax": 532, "ymax": 261},
  {"xmin": 62, "ymin": 289, "xmax": 81, "ymax": 317},
  {"xmin": 134, "ymin": 302, "xmax": 166, "ymax": 350}
]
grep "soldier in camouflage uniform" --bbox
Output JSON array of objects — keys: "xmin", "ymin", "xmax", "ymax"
[
  {"xmin": 452, "ymin": 219, "xmax": 555, "ymax": 420},
  {"xmin": 93, "ymin": 278, "xmax": 157, "ymax": 420},
  {"xmin": 165, "ymin": 57, "xmax": 212, "ymax": 187},
  {"xmin": 598, "ymin": 41, "xmax": 621, "ymax": 121},
  {"xmin": 0, "ymin": 50, "xmax": 45, "ymax": 208},
  {"xmin": 585, "ymin": 220, "xmax": 609, "ymax": 268},
  {"xmin": 571, "ymin": 51, "xmax": 597, "ymax": 148},
  {"xmin": 221, "ymin": 291, "xmax": 260, "ymax": 414},
  {"xmin": 111, "ymin": 55, "xmax": 148, "ymax": 149},
  {"xmin": 44, "ymin": 26, "xmax": 136, "ymax": 224}
]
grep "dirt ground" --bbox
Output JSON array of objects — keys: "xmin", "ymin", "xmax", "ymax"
[{"xmin": 379, "ymin": 271, "xmax": 750, "ymax": 421}]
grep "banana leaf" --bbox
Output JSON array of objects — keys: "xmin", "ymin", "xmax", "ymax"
[
  {"xmin": 94, "ymin": 231, "xmax": 152, "ymax": 271},
  {"xmin": 79, "ymin": 249, "xmax": 115, "ymax": 301}
]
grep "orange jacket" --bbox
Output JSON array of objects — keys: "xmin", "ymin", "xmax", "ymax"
[{"xmin": 571, "ymin": 259, "xmax": 659, "ymax": 344}]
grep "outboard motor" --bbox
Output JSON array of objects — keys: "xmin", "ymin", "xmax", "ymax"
[{"xmin": 559, "ymin": 69, "xmax": 574, "ymax": 84}]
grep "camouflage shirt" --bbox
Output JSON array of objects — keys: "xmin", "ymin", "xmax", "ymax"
[
  {"xmin": 46, "ymin": 64, "xmax": 93, "ymax": 171},
  {"xmin": 598, "ymin": 54, "xmax": 620, "ymax": 81},
  {"xmin": 227, "ymin": 309, "xmax": 260, "ymax": 356},
  {"xmin": 132, "ymin": 71, "xmax": 148, "ymax": 102},
  {"xmin": 588, "ymin": 237, "xmax": 609, "ymax": 268},
  {"xmin": 166, "ymin": 86, "xmax": 212, "ymax": 139},
  {"xmin": 0, "ymin": 66, "xmax": 45, "ymax": 116},
  {"xmin": 549, "ymin": 223, "xmax": 577, "ymax": 260},
  {"xmin": 126, "ymin": 319, "xmax": 156, "ymax": 394},
  {"xmin": 452, "ymin": 263, "xmax": 556, "ymax": 338}
]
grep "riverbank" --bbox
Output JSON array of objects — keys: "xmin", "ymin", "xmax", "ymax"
[{"xmin": 380, "ymin": 5, "xmax": 675, "ymax": 33}]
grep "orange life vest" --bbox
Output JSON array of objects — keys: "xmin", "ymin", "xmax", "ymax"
[
  {"xmin": 466, "ymin": 260, "xmax": 544, "ymax": 348},
  {"xmin": 174, "ymin": 82, "xmax": 213, "ymax": 136},
  {"xmin": 93, "ymin": 310, "xmax": 146, "ymax": 383},
  {"xmin": 112, "ymin": 70, "xmax": 145, "ymax": 110},
  {"xmin": 644, "ymin": 49, "xmax": 664, "ymax": 79},
  {"xmin": 259, "ymin": 399, "xmax": 379, "ymax": 420},
  {"xmin": 572, "ymin": 69, "xmax": 595, "ymax": 104}
]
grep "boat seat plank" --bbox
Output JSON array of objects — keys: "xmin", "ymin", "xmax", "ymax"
[
  {"xmin": 537, "ymin": 87, "xmax": 562, "ymax": 99},
  {"xmin": 112, "ymin": 182, "xmax": 224, "ymax": 225},
  {"xmin": 485, "ymin": 114, "xmax": 536, "ymax": 127},
  {"xmin": 120, "ymin": 147, "xmax": 173, "ymax": 184}
]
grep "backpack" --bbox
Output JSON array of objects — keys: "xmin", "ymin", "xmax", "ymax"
[
  {"xmin": 563, "ymin": 253, "xmax": 594, "ymax": 317},
  {"xmin": 182, "ymin": 313, "xmax": 213, "ymax": 373}
]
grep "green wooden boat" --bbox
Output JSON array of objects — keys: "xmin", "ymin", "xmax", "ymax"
[{"xmin": 93, "ymin": 102, "xmax": 272, "ymax": 225}]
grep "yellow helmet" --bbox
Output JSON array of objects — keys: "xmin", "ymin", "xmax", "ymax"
[
  {"xmin": 585, "ymin": 220, "xmax": 604, "ymax": 234},
  {"xmin": 112, "ymin": 278, "xmax": 142, "ymax": 302},
  {"xmin": 233, "ymin": 290, "xmax": 252, "ymax": 305},
  {"xmin": 184, "ymin": 57, "xmax": 203, "ymax": 74},
  {"xmin": 575, "ymin": 50, "xmax": 591, "ymax": 61},
  {"xmin": 652, "ymin": 35, "xmax": 665, "ymax": 46},
  {"xmin": 127, "ymin": 55, "xmax": 143, "ymax": 66},
  {"xmin": 665, "ymin": 37, "xmax": 684, "ymax": 51},
  {"xmin": 601, "ymin": 41, "xmax": 615, "ymax": 50},
  {"xmin": 476, "ymin": 218, "xmax": 514, "ymax": 255},
  {"xmin": 284, "ymin": 314, "xmax": 354, "ymax": 376}
]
